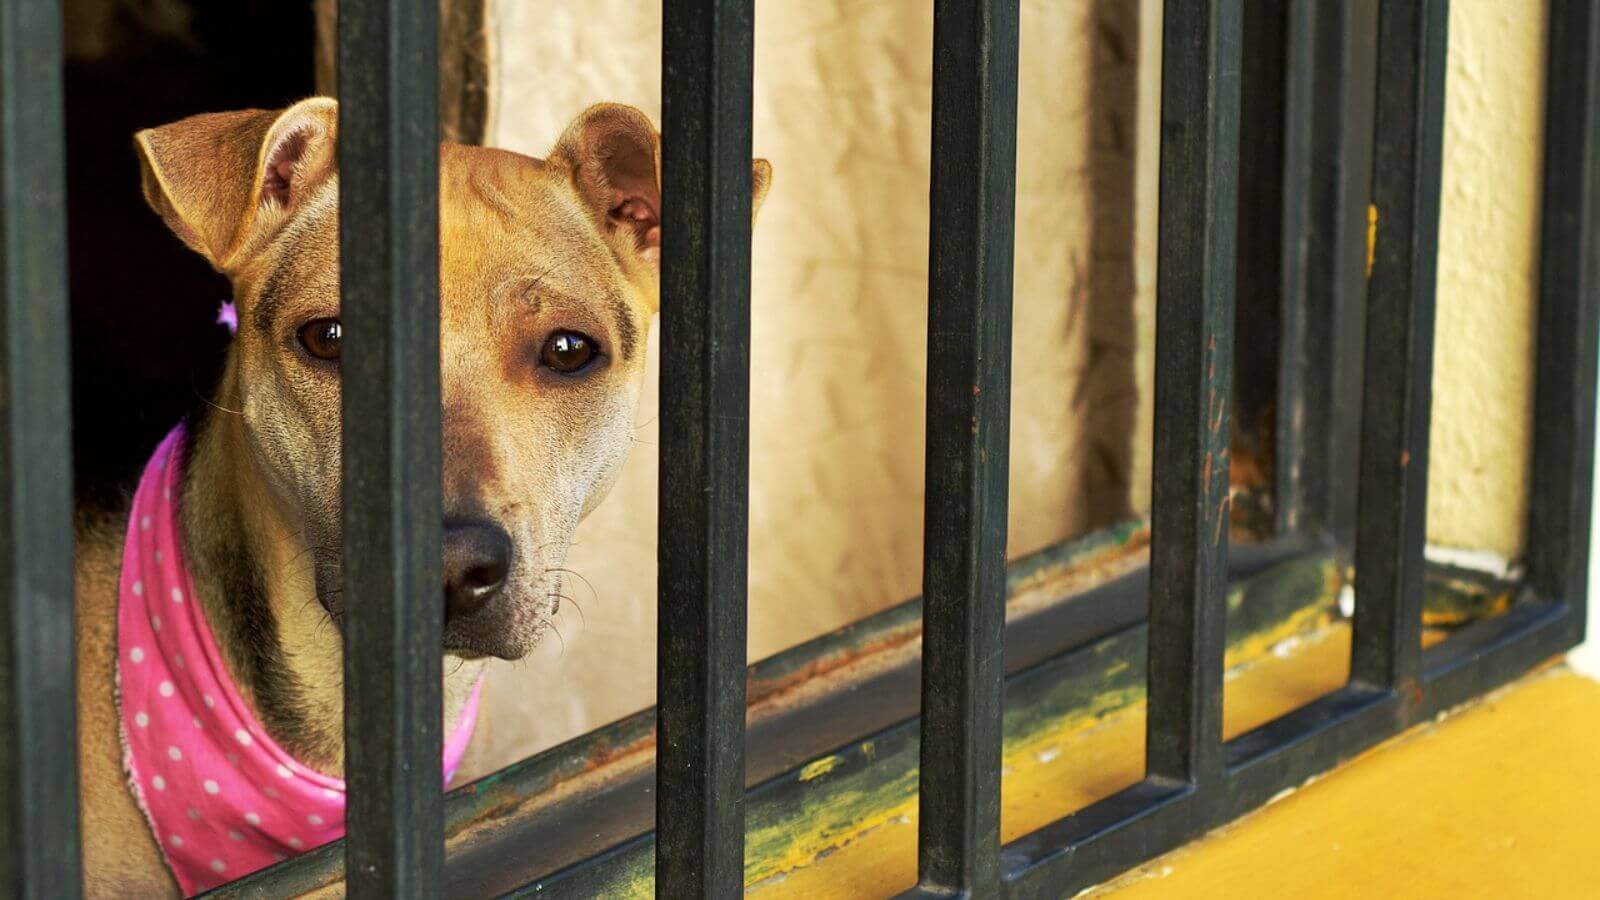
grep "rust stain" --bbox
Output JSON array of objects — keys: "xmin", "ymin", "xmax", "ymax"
[
  {"xmin": 747, "ymin": 530, "xmax": 1157, "ymax": 713},
  {"xmin": 1366, "ymin": 204, "xmax": 1378, "ymax": 277},
  {"xmin": 450, "ymin": 528, "xmax": 1167, "ymax": 871},
  {"xmin": 1400, "ymin": 449, "xmax": 1411, "ymax": 467},
  {"xmin": 746, "ymin": 627, "xmax": 924, "ymax": 709}
]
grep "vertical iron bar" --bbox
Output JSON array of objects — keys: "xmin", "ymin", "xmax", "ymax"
[
  {"xmin": 1328, "ymin": 0, "xmax": 1382, "ymax": 548},
  {"xmin": 1277, "ymin": 0, "xmax": 1350, "ymax": 537},
  {"xmin": 1529, "ymin": 0, "xmax": 1600, "ymax": 645},
  {"xmin": 1146, "ymin": 0, "xmax": 1243, "ymax": 788},
  {"xmin": 0, "ymin": 1, "xmax": 81, "ymax": 896},
  {"xmin": 656, "ymin": 1, "xmax": 754, "ymax": 896},
  {"xmin": 1233, "ymin": 0, "xmax": 1286, "ymax": 522},
  {"xmin": 1350, "ymin": 0, "xmax": 1448, "ymax": 692},
  {"xmin": 338, "ymin": 0, "xmax": 444, "ymax": 895},
  {"xmin": 913, "ymin": 0, "xmax": 1019, "ymax": 895}
]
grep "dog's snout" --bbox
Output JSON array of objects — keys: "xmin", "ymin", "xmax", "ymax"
[{"xmin": 442, "ymin": 521, "xmax": 512, "ymax": 623}]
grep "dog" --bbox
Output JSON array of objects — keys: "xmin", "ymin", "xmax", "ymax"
[{"xmin": 72, "ymin": 97, "xmax": 770, "ymax": 896}]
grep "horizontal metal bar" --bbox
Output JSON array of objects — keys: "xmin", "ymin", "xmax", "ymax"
[
  {"xmin": 1000, "ymin": 778, "xmax": 1192, "ymax": 900},
  {"xmin": 998, "ymin": 596, "xmax": 1572, "ymax": 899},
  {"xmin": 1420, "ymin": 600, "xmax": 1571, "ymax": 714},
  {"xmin": 656, "ymin": 1, "xmax": 756, "ymax": 895},
  {"xmin": 910, "ymin": 0, "xmax": 1020, "ymax": 895},
  {"xmin": 1528, "ymin": 0, "xmax": 1600, "ymax": 646},
  {"xmin": 0, "ymin": 0, "xmax": 81, "ymax": 896},
  {"xmin": 1349, "ymin": 0, "xmax": 1449, "ymax": 692},
  {"xmin": 1222, "ymin": 683, "xmax": 1396, "ymax": 809},
  {"xmin": 1146, "ymin": 0, "xmax": 1243, "ymax": 789},
  {"xmin": 337, "ymin": 0, "xmax": 446, "ymax": 895}
]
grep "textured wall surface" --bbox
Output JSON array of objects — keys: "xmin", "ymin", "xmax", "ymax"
[
  {"xmin": 1427, "ymin": 1, "xmax": 1547, "ymax": 560},
  {"xmin": 470, "ymin": 0, "xmax": 1554, "ymax": 767},
  {"xmin": 477, "ymin": 0, "xmax": 1155, "ymax": 763}
]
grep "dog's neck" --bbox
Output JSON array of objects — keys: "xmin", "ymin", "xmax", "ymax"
[{"xmin": 176, "ymin": 361, "xmax": 485, "ymax": 774}]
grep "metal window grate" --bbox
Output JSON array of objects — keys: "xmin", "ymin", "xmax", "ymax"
[
  {"xmin": 337, "ymin": 0, "xmax": 447, "ymax": 894},
  {"xmin": 912, "ymin": 0, "xmax": 1019, "ymax": 895},
  {"xmin": 1, "ymin": 0, "xmax": 1597, "ymax": 897},
  {"xmin": 0, "ymin": 2, "xmax": 80, "ymax": 897},
  {"xmin": 656, "ymin": 2, "xmax": 757, "ymax": 895}
]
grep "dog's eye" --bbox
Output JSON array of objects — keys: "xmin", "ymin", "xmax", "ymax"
[
  {"xmin": 297, "ymin": 318, "xmax": 342, "ymax": 361},
  {"xmin": 540, "ymin": 331, "xmax": 599, "ymax": 374}
]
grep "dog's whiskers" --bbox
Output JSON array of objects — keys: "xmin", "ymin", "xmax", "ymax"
[
  {"xmin": 538, "ymin": 617, "xmax": 566, "ymax": 658},
  {"xmin": 545, "ymin": 566, "xmax": 597, "ymax": 601},
  {"xmin": 560, "ymin": 594, "xmax": 586, "ymax": 628}
]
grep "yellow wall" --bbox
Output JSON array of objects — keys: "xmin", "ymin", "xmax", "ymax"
[
  {"xmin": 1427, "ymin": 0, "xmax": 1547, "ymax": 561},
  {"xmin": 470, "ymin": 0, "xmax": 1551, "ymax": 767}
]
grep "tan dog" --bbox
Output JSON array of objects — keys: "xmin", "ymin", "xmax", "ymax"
[{"xmin": 72, "ymin": 97, "xmax": 770, "ymax": 896}]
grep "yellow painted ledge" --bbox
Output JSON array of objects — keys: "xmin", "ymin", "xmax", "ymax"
[
  {"xmin": 1096, "ymin": 667, "xmax": 1600, "ymax": 899},
  {"xmin": 768, "ymin": 620, "xmax": 1599, "ymax": 898}
]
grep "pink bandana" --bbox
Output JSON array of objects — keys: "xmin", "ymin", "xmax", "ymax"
[{"xmin": 117, "ymin": 426, "xmax": 481, "ymax": 895}]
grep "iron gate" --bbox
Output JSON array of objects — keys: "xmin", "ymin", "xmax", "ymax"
[{"xmin": 2, "ymin": 0, "xmax": 1596, "ymax": 897}]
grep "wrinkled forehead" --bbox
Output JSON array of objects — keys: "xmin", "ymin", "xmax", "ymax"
[
  {"xmin": 438, "ymin": 145, "xmax": 616, "ymax": 302},
  {"xmin": 245, "ymin": 145, "xmax": 638, "ymax": 333}
]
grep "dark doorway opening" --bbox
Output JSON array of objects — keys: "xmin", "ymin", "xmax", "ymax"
[{"xmin": 65, "ymin": 0, "xmax": 316, "ymax": 511}]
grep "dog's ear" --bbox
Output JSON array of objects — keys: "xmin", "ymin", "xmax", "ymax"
[
  {"xmin": 134, "ymin": 98, "xmax": 338, "ymax": 272},
  {"xmin": 550, "ymin": 104, "xmax": 772, "ymax": 273}
]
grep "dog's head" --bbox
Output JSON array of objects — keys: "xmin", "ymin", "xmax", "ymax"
[{"xmin": 134, "ymin": 98, "xmax": 770, "ymax": 659}]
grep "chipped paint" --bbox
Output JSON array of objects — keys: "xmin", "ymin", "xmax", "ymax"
[
  {"xmin": 798, "ymin": 756, "xmax": 844, "ymax": 782},
  {"xmin": 1366, "ymin": 203, "xmax": 1378, "ymax": 277}
]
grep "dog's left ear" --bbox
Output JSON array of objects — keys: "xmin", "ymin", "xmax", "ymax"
[
  {"xmin": 135, "ymin": 98, "xmax": 339, "ymax": 272},
  {"xmin": 550, "ymin": 103, "xmax": 772, "ymax": 277}
]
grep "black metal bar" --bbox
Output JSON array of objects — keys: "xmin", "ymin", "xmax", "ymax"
[
  {"xmin": 910, "ymin": 0, "xmax": 1020, "ymax": 895},
  {"xmin": 1233, "ymin": 0, "xmax": 1287, "ymax": 511},
  {"xmin": 1529, "ymin": 0, "xmax": 1600, "ymax": 645},
  {"xmin": 656, "ymin": 1, "xmax": 755, "ymax": 895},
  {"xmin": 223, "ymin": 532, "xmax": 1322, "ymax": 897},
  {"xmin": 1146, "ymin": 0, "xmax": 1242, "ymax": 788},
  {"xmin": 0, "ymin": 1, "xmax": 81, "ymax": 896},
  {"xmin": 1329, "ymin": 0, "xmax": 1382, "ymax": 547},
  {"xmin": 337, "ymin": 0, "xmax": 445, "ymax": 895},
  {"xmin": 1277, "ymin": 0, "xmax": 1355, "ymax": 537},
  {"xmin": 1349, "ymin": 0, "xmax": 1448, "ymax": 692},
  {"xmin": 1000, "ymin": 777, "xmax": 1192, "ymax": 900}
]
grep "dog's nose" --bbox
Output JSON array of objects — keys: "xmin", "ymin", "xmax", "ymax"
[{"xmin": 442, "ymin": 521, "xmax": 512, "ymax": 622}]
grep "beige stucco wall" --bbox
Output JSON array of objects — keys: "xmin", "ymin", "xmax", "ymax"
[
  {"xmin": 470, "ymin": 0, "xmax": 1554, "ymax": 766},
  {"xmin": 1427, "ymin": 0, "xmax": 1547, "ymax": 561},
  {"xmin": 477, "ymin": 0, "xmax": 1155, "ymax": 763}
]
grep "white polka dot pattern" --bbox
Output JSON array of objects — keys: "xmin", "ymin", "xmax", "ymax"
[{"xmin": 116, "ymin": 426, "xmax": 482, "ymax": 894}]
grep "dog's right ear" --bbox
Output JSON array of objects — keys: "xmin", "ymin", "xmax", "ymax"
[{"xmin": 134, "ymin": 98, "xmax": 338, "ymax": 272}]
